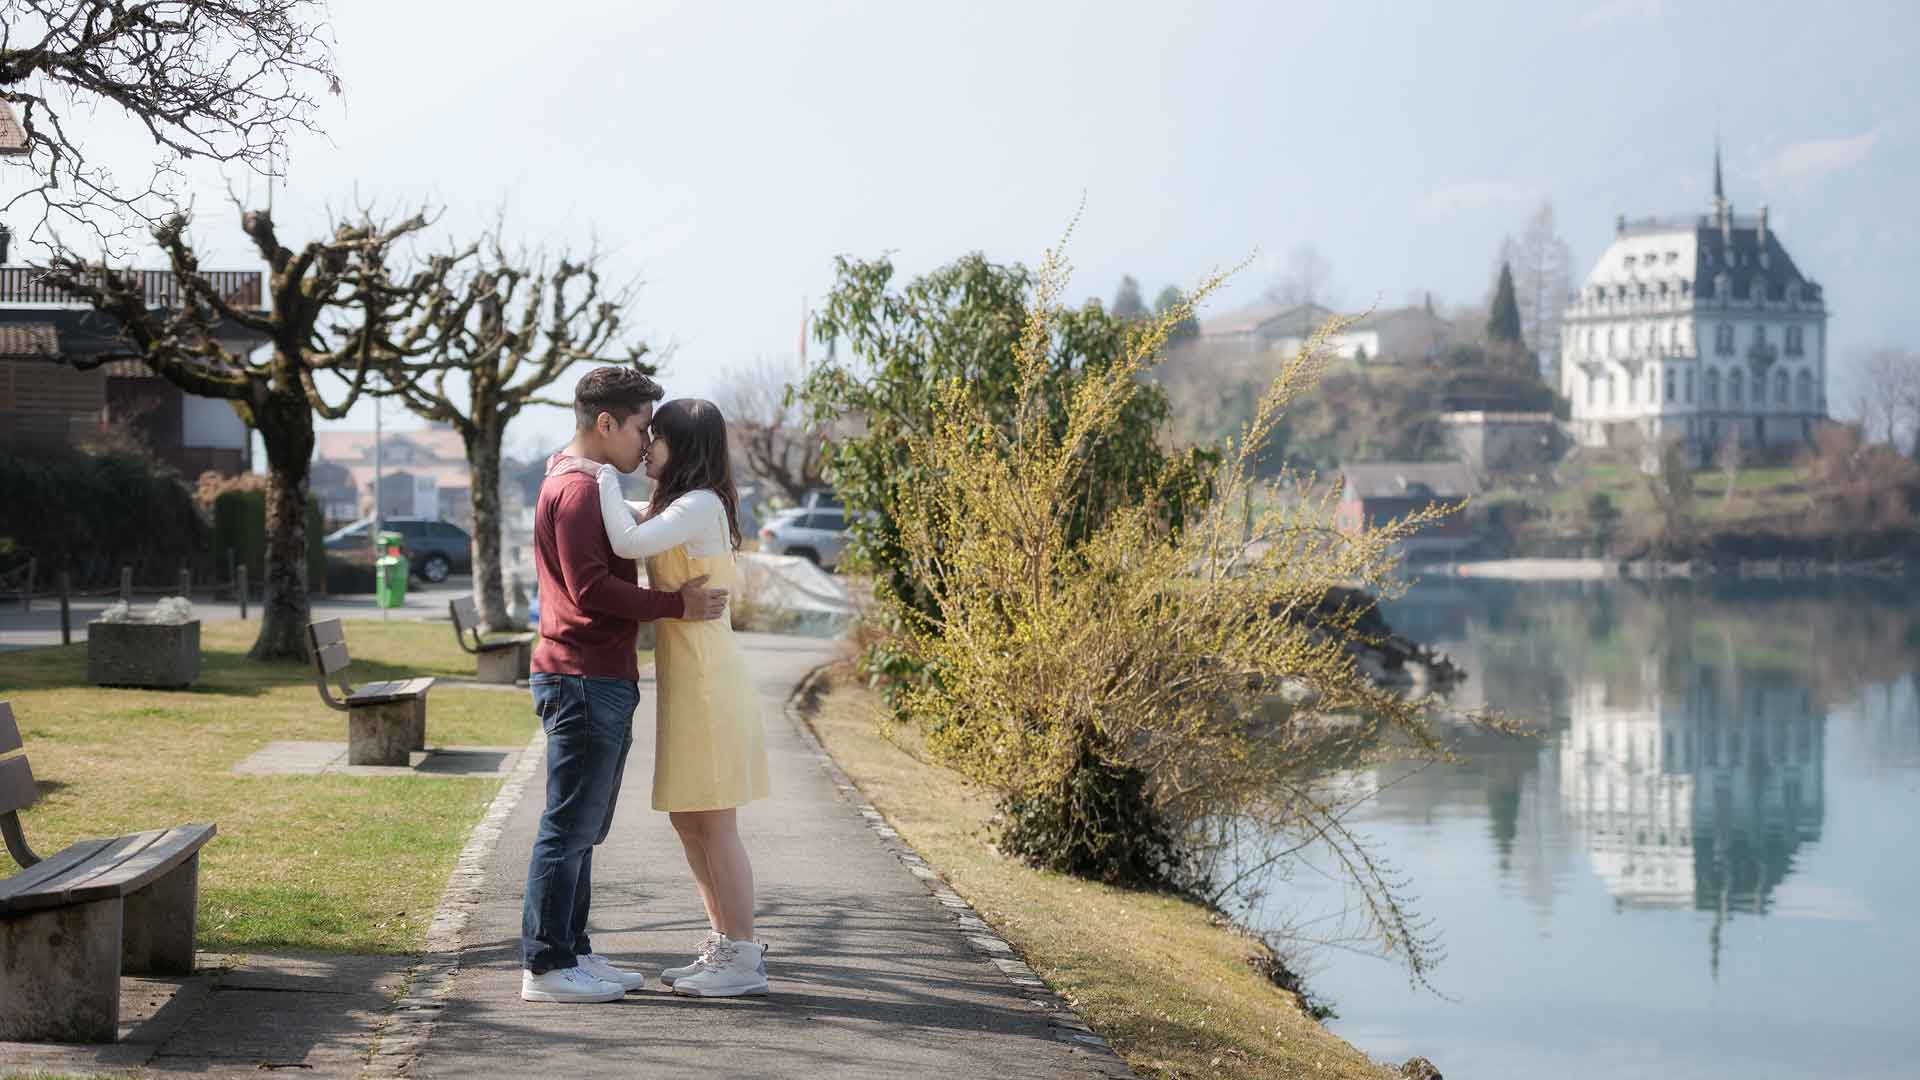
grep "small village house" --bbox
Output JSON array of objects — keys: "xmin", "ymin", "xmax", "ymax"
[
  {"xmin": 1336, "ymin": 462, "xmax": 1477, "ymax": 558},
  {"xmin": 0, "ymin": 225, "xmax": 267, "ymax": 478}
]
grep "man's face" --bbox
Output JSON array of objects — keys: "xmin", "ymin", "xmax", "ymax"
[{"xmin": 598, "ymin": 404, "xmax": 653, "ymax": 474}]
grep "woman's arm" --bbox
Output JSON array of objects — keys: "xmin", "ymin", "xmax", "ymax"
[{"xmin": 595, "ymin": 464, "xmax": 711, "ymax": 559}]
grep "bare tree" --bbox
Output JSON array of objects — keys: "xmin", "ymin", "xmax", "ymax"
[
  {"xmin": 715, "ymin": 355, "xmax": 827, "ymax": 505},
  {"xmin": 41, "ymin": 203, "xmax": 448, "ymax": 659},
  {"xmin": 1851, "ymin": 348, "xmax": 1920, "ymax": 459},
  {"xmin": 375, "ymin": 224, "xmax": 647, "ymax": 632},
  {"xmin": 0, "ymin": 1, "xmax": 339, "ymax": 246},
  {"xmin": 1264, "ymin": 244, "xmax": 1332, "ymax": 308},
  {"xmin": 1500, "ymin": 202, "xmax": 1573, "ymax": 381}
]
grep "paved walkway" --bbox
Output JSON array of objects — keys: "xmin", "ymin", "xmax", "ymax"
[
  {"xmin": 0, "ymin": 633, "xmax": 1125, "ymax": 1077},
  {"xmin": 415, "ymin": 633, "xmax": 1124, "ymax": 1079}
]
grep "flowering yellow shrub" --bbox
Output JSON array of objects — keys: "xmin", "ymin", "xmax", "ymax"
[{"xmin": 878, "ymin": 234, "xmax": 1460, "ymax": 980}]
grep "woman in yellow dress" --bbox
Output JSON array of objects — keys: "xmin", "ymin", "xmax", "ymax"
[{"xmin": 557, "ymin": 398, "xmax": 770, "ymax": 998}]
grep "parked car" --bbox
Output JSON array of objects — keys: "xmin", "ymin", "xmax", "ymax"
[
  {"xmin": 323, "ymin": 516, "xmax": 472, "ymax": 583},
  {"xmin": 758, "ymin": 505, "xmax": 852, "ymax": 569}
]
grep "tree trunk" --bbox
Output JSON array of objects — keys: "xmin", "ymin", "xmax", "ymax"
[
  {"xmin": 467, "ymin": 421, "xmax": 512, "ymax": 631},
  {"xmin": 250, "ymin": 393, "xmax": 316, "ymax": 661}
]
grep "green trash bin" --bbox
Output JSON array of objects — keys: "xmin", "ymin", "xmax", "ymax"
[
  {"xmin": 375, "ymin": 530, "xmax": 409, "ymax": 607},
  {"xmin": 376, "ymin": 556, "xmax": 408, "ymax": 607}
]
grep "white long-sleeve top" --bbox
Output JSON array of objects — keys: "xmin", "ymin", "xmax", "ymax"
[{"xmin": 595, "ymin": 463, "xmax": 732, "ymax": 559}]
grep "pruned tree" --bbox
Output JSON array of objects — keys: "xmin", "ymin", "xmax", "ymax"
[
  {"xmin": 715, "ymin": 355, "xmax": 827, "ymax": 506},
  {"xmin": 0, "ymin": 0, "xmax": 340, "ymax": 245},
  {"xmin": 375, "ymin": 226, "xmax": 646, "ymax": 632},
  {"xmin": 41, "ymin": 203, "xmax": 448, "ymax": 659}
]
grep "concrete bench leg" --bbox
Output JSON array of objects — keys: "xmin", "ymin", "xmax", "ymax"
[
  {"xmin": 412, "ymin": 693, "xmax": 429, "ymax": 751},
  {"xmin": 349, "ymin": 701, "xmax": 416, "ymax": 766},
  {"xmin": 122, "ymin": 852, "xmax": 199, "ymax": 976},
  {"xmin": 516, "ymin": 640, "xmax": 532, "ymax": 681},
  {"xmin": 475, "ymin": 647, "xmax": 520, "ymax": 684},
  {"xmin": 0, "ymin": 897, "xmax": 123, "ymax": 1042}
]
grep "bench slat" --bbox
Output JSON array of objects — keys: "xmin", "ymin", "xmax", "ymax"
[
  {"xmin": 0, "ymin": 836, "xmax": 114, "ymax": 906},
  {"xmin": 25, "ymin": 828, "xmax": 165, "ymax": 897},
  {"xmin": 309, "ymin": 619, "xmax": 346, "ymax": 648},
  {"xmin": 476, "ymin": 634, "xmax": 535, "ymax": 651},
  {"xmin": 349, "ymin": 677, "xmax": 435, "ymax": 705},
  {"xmin": 315, "ymin": 641, "xmax": 350, "ymax": 677},
  {"xmin": 0, "ymin": 754, "xmax": 35, "ymax": 816},
  {"xmin": 449, "ymin": 596, "xmax": 479, "ymax": 630},
  {"xmin": 60, "ymin": 824, "xmax": 215, "ymax": 905},
  {"xmin": 0, "ymin": 824, "xmax": 215, "ymax": 914},
  {"xmin": 0, "ymin": 701, "xmax": 19, "ymax": 756}
]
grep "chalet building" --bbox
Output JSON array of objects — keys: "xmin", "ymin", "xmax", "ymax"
[
  {"xmin": 1560, "ymin": 150, "xmax": 1829, "ymax": 462},
  {"xmin": 1200, "ymin": 300, "xmax": 1453, "ymax": 363},
  {"xmin": 0, "ymin": 231, "xmax": 267, "ymax": 478},
  {"xmin": 1336, "ymin": 462, "xmax": 1476, "ymax": 558}
]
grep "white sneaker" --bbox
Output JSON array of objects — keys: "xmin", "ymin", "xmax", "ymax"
[
  {"xmin": 660, "ymin": 932, "xmax": 724, "ymax": 986},
  {"xmin": 671, "ymin": 937, "xmax": 768, "ymax": 998},
  {"xmin": 520, "ymin": 965, "xmax": 626, "ymax": 1003},
  {"xmin": 577, "ymin": 952, "xmax": 647, "ymax": 991}
]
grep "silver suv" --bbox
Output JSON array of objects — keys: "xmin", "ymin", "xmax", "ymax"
[{"xmin": 758, "ymin": 493, "xmax": 852, "ymax": 569}]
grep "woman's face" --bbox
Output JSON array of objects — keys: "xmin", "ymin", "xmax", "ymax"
[{"xmin": 643, "ymin": 428, "xmax": 670, "ymax": 482}]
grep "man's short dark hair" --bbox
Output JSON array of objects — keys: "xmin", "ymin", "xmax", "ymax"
[{"xmin": 574, "ymin": 366, "xmax": 665, "ymax": 430}]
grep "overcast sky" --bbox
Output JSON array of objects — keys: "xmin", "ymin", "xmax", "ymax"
[{"xmin": 13, "ymin": 0, "xmax": 1917, "ymax": 456}]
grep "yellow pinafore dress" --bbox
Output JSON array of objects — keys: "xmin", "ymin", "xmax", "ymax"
[{"xmin": 646, "ymin": 542, "xmax": 770, "ymax": 812}]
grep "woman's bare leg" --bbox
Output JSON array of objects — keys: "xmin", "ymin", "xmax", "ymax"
[
  {"xmin": 682, "ymin": 809, "xmax": 755, "ymax": 941},
  {"xmin": 669, "ymin": 811, "xmax": 724, "ymax": 933}
]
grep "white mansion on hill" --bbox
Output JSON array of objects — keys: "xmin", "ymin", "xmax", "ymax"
[{"xmin": 1561, "ymin": 154, "xmax": 1828, "ymax": 461}]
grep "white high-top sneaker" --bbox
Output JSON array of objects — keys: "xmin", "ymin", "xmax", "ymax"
[
  {"xmin": 660, "ymin": 932, "xmax": 724, "ymax": 986},
  {"xmin": 521, "ymin": 965, "xmax": 625, "ymax": 1003},
  {"xmin": 577, "ymin": 952, "xmax": 647, "ymax": 991},
  {"xmin": 670, "ymin": 937, "xmax": 768, "ymax": 997}
]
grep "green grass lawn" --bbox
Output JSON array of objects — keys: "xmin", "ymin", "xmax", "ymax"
[{"xmin": 0, "ymin": 619, "xmax": 557, "ymax": 955}]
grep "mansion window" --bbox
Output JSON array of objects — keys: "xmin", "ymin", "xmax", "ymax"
[
  {"xmin": 1796, "ymin": 370, "xmax": 1813, "ymax": 406},
  {"xmin": 1715, "ymin": 323, "xmax": 1735, "ymax": 355},
  {"xmin": 1774, "ymin": 369, "xmax": 1789, "ymax": 405},
  {"xmin": 1685, "ymin": 367, "xmax": 1695, "ymax": 403},
  {"xmin": 1785, "ymin": 325, "xmax": 1805, "ymax": 356},
  {"xmin": 1753, "ymin": 325, "xmax": 1768, "ymax": 347},
  {"xmin": 1705, "ymin": 369, "xmax": 1720, "ymax": 406},
  {"xmin": 1666, "ymin": 368, "xmax": 1676, "ymax": 402},
  {"xmin": 1730, "ymin": 369, "xmax": 1744, "ymax": 405}
]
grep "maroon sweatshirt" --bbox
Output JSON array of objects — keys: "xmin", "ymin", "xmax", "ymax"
[{"xmin": 530, "ymin": 463, "xmax": 683, "ymax": 682}]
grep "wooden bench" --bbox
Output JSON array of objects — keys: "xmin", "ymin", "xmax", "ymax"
[
  {"xmin": 448, "ymin": 596, "xmax": 534, "ymax": 684},
  {"xmin": 306, "ymin": 619, "xmax": 435, "ymax": 766},
  {"xmin": 0, "ymin": 701, "xmax": 216, "ymax": 1042}
]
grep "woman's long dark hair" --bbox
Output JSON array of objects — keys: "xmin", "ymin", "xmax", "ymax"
[{"xmin": 647, "ymin": 398, "xmax": 742, "ymax": 550}]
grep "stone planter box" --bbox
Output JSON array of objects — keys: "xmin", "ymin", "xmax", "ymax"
[{"xmin": 87, "ymin": 620, "xmax": 201, "ymax": 689}]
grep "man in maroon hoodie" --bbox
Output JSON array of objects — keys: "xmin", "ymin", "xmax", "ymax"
[{"xmin": 519, "ymin": 366, "xmax": 729, "ymax": 1004}]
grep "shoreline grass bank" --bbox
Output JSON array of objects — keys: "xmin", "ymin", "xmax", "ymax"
[{"xmin": 798, "ymin": 664, "xmax": 1399, "ymax": 1080}]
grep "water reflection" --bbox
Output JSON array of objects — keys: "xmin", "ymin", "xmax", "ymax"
[{"xmin": 1254, "ymin": 578, "xmax": 1920, "ymax": 1079}]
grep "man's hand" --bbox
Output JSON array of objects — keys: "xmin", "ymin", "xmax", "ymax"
[{"xmin": 678, "ymin": 574, "xmax": 729, "ymax": 621}]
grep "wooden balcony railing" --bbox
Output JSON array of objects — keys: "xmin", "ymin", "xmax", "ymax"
[{"xmin": 0, "ymin": 265, "xmax": 264, "ymax": 309}]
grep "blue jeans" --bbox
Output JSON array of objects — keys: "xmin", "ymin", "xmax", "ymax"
[{"xmin": 521, "ymin": 673, "xmax": 637, "ymax": 973}]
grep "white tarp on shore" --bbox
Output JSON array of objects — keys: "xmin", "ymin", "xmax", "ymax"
[{"xmin": 735, "ymin": 552, "xmax": 858, "ymax": 619}]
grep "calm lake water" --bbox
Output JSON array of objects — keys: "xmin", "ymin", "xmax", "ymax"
[{"xmin": 1236, "ymin": 577, "xmax": 1920, "ymax": 1079}]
